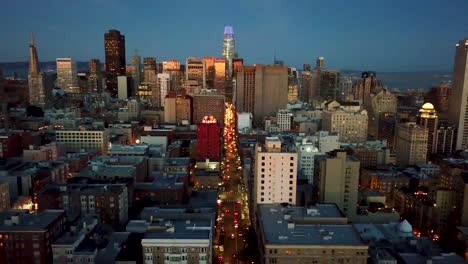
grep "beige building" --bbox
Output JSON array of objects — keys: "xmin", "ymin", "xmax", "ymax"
[
  {"xmin": 56, "ymin": 58, "xmax": 78, "ymax": 93},
  {"xmin": 254, "ymin": 137, "xmax": 298, "ymax": 206},
  {"xmin": 395, "ymin": 122, "xmax": 428, "ymax": 166},
  {"xmin": 257, "ymin": 204, "xmax": 368, "ymax": 264},
  {"xmin": 366, "ymin": 88, "xmax": 397, "ymax": 137},
  {"xmin": 164, "ymin": 90, "xmax": 192, "ymax": 124},
  {"xmin": 23, "ymin": 142, "xmax": 66, "ymax": 161},
  {"xmin": 185, "ymin": 57, "xmax": 204, "ymax": 94},
  {"xmin": 314, "ymin": 152, "xmax": 360, "ymax": 219},
  {"xmin": 322, "ymin": 101, "xmax": 368, "ymax": 144},
  {"xmin": 56, "ymin": 128, "xmax": 110, "ymax": 154},
  {"xmin": 448, "ymin": 38, "xmax": 468, "ymax": 150},
  {"xmin": 236, "ymin": 65, "xmax": 288, "ymax": 125}
]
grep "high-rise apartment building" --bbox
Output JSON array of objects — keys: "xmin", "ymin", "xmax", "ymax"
[
  {"xmin": 164, "ymin": 90, "xmax": 192, "ymax": 124},
  {"xmin": 424, "ymin": 82, "xmax": 451, "ymax": 113},
  {"xmin": 352, "ymin": 71, "xmax": 384, "ymax": 104},
  {"xmin": 185, "ymin": 57, "xmax": 204, "ymax": 94},
  {"xmin": 236, "ymin": 65, "xmax": 288, "ymax": 125},
  {"xmin": 395, "ymin": 122, "xmax": 428, "ymax": 166},
  {"xmin": 88, "ymin": 59, "xmax": 103, "ymax": 93},
  {"xmin": 321, "ymin": 101, "xmax": 368, "ymax": 144},
  {"xmin": 202, "ymin": 56, "xmax": 216, "ymax": 89},
  {"xmin": 254, "ymin": 137, "xmax": 298, "ymax": 205},
  {"xmin": 448, "ymin": 38, "xmax": 468, "ymax": 150},
  {"xmin": 28, "ymin": 33, "xmax": 51, "ymax": 107},
  {"xmin": 417, "ymin": 103, "xmax": 439, "ymax": 154},
  {"xmin": 192, "ymin": 91, "xmax": 225, "ymax": 125},
  {"xmin": 197, "ymin": 115, "xmax": 220, "ymax": 161},
  {"xmin": 366, "ymin": 88, "xmax": 398, "ymax": 137},
  {"xmin": 319, "ymin": 70, "xmax": 340, "ymax": 101},
  {"xmin": 104, "ymin": 29, "xmax": 126, "ymax": 97},
  {"xmin": 214, "ymin": 58, "xmax": 226, "ymax": 94},
  {"xmin": 222, "ymin": 26, "xmax": 236, "ymax": 77},
  {"xmin": 157, "ymin": 73, "xmax": 170, "ymax": 107},
  {"xmin": 56, "ymin": 58, "xmax": 78, "ymax": 92},
  {"xmin": 314, "ymin": 152, "xmax": 359, "ymax": 219},
  {"xmin": 143, "ymin": 57, "xmax": 157, "ymax": 83},
  {"xmin": 131, "ymin": 51, "xmax": 141, "ymax": 90}
]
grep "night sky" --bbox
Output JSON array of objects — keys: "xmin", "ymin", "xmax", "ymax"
[{"xmin": 2, "ymin": 0, "xmax": 468, "ymax": 71}]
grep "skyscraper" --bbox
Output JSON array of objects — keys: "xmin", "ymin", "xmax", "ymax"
[
  {"xmin": 236, "ymin": 65, "xmax": 288, "ymax": 125},
  {"xmin": 131, "ymin": 51, "xmax": 141, "ymax": 90},
  {"xmin": 351, "ymin": 71, "xmax": 384, "ymax": 104},
  {"xmin": 56, "ymin": 58, "xmax": 78, "ymax": 92},
  {"xmin": 104, "ymin": 30, "xmax": 126, "ymax": 97},
  {"xmin": 185, "ymin": 57, "xmax": 204, "ymax": 95},
  {"xmin": 417, "ymin": 103, "xmax": 439, "ymax": 154},
  {"xmin": 88, "ymin": 59, "xmax": 103, "ymax": 93},
  {"xmin": 449, "ymin": 38, "xmax": 468, "ymax": 150},
  {"xmin": 222, "ymin": 26, "xmax": 236, "ymax": 77},
  {"xmin": 28, "ymin": 32, "xmax": 50, "ymax": 107},
  {"xmin": 143, "ymin": 57, "xmax": 157, "ymax": 83}
]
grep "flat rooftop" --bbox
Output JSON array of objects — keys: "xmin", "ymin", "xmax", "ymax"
[
  {"xmin": 0, "ymin": 209, "xmax": 64, "ymax": 231},
  {"xmin": 258, "ymin": 205, "xmax": 364, "ymax": 246}
]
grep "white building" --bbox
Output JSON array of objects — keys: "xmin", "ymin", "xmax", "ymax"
[
  {"xmin": 276, "ymin": 109, "xmax": 293, "ymax": 132},
  {"xmin": 56, "ymin": 58, "xmax": 78, "ymax": 93},
  {"xmin": 118, "ymin": 76, "xmax": 129, "ymax": 100},
  {"xmin": 254, "ymin": 137, "xmax": 298, "ymax": 205},
  {"xmin": 237, "ymin": 112, "xmax": 252, "ymax": 131},
  {"xmin": 157, "ymin": 73, "xmax": 170, "ymax": 107},
  {"xmin": 56, "ymin": 129, "xmax": 110, "ymax": 154},
  {"xmin": 297, "ymin": 144, "xmax": 321, "ymax": 183}
]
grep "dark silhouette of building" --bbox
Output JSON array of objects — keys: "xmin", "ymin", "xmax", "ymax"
[{"xmin": 104, "ymin": 30, "xmax": 126, "ymax": 97}]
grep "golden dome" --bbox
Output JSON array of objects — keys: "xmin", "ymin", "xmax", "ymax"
[{"xmin": 421, "ymin": 102, "xmax": 435, "ymax": 110}]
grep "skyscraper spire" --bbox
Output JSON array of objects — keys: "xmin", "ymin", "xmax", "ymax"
[
  {"xmin": 30, "ymin": 32, "xmax": 35, "ymax": 46},
  {"xmin": 28, "ymin": 32, "xmax": 40, "ymax": 75}
]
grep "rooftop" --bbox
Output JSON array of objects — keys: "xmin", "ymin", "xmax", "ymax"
[
  {"xmin": 258, "ymin": 204, "xmax": 365, "ymax": 246},
  {"xmin": 0, "ymin": 209, "xmax": 64, "ymax": 231}
]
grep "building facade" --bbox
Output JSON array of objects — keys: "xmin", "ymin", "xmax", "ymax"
[
  {"xmin": 395, "ymin": 122, "xmax": 428, "ymax": 166},
  {"xmin": 104, "ymin": 29, "xmax": 126, "ymax": 97},
  {"xmin": 197, "ymin": 116, "xmax": 220, "ymax": 161},
  {"xmin": 56, "ymin": 58, "xmax": 78, "ymax": 92}
]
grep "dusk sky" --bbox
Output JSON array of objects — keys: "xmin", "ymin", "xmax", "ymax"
[{"xmin": 2, "ymin": 0, "xmax": 468, "ymax": 71}]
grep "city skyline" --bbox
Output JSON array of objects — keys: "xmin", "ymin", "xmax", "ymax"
[{"xmin": 1, "ymin": 0, "xmax": 467, "ymax": 71}]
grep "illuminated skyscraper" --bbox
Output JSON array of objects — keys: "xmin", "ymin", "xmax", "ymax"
[
  {"xmin": 131, "ymin": 51, "xmax": 142, "ymax": 90},
  {"xmin": 28, "ymin": 32, "xmax": 50, "ymax": 107},
  {"xmin": 448, "ymin": 38, "xmax": 468, "ymax": 150},
  {"xmin": 222, "ymin": 26, "xmax": 236, "ymax": 77},
  {"xmin": 104, "ymin": 29, "xmax": 126, "ymax": 97},
  {"xmin": 56, "ymin": 58, "xmax": 78, "ymax": 92},
  {"xmin": 88, "ymin": 59, "xmax": 103, "ymax": 93}
]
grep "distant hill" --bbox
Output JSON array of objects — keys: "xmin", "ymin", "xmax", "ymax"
[{"xmin": 0, "ymin": 61, "xmax": 452, "ymax": 90}]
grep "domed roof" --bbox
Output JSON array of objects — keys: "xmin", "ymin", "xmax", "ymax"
[
  {"xmin": 421, "ymin": 102, "xmax": 435, "ymax": 110},
  {"xmin": 398, "ymin": 219, "xmax": 413, "ymax": 233}
]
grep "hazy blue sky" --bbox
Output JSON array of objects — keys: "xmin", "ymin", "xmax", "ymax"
[{"xmin": 1, "ymin": 0, "xmax": 467, "ymax": 71}]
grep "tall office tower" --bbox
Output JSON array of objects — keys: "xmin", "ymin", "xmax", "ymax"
[
  {"xmin": 163, "ymin": 59, "xmax": 182, "ymax": 92},
  {"xmin": 434, "ymin": 121, "xmax": 455, "ymax": 154},
  {"xmin": 319, "ymin": 70, "xmax": 340, "ymax": 101},
  {"xmin": 366, "ymin": 89, "xmax": 398, "ymax": 137},
  {"xmin": 117, "ymin": 75, "xmax": 131, "ymax": 100},
  {"xmin": 322, "ymin": 101, "xmax": 368, "ymax": 144},
  {"xmin": 222, "ymin": 26, "xmax": 236, "ymax": 77},
  {"xmin": 448, "ymin": 38, "xmax": 468, "ymax": 150},
  {"xmin": 0, "ymin": 70, "xmax": 6, "ymax": 127},
  {"xmin": 378, "ymin": 113, "xmax": 397, "ymax": 149},
  {"xmin": 214, "ymin": 58, "xmax": 226, "ymax": 93},
  {"xmin": 56, "ymin": 58, "xmax": 78, "ymax": 93},
  {"xmin": 88, "ymin": 59, "xmax": 103, "ymax": 93},
  {"xmin": 300, "ymin": 70, "xmax": 312, "ymax": 103},
  {"xmin": 185, "ymin": 57, "xmax": 204, "ymax": 94},
  {"xmin": 193, "ymin": 91, "xmax": 225, "ymax": 125},
  {"xmin": 351, "ymin": 71, "xmax": 384, "ymax": 104},
  {"xmin": 236, "ymin": 65, "xmax": 288, "ymax": 125},
  {"xmin": 303, "ymin": 64, "xmax": 311, "ymax": 72},
  {"xmin": 425, "ymin": 82, "xmax": 451, "ymax": 113},
  {"xmin": 197, "ymin": 115, "xmax": 220, "ymax": 161},
  {"xmin": 315, "ymin": 56, "xmax": 324, "ymax": 70},
  {"xmin": 395, "ymin": 122, "xmax": 428, "ymax": 166},
  {"xmin": 417, "ymin": 103, "xmax": 439, "ymax": 154},
  {"xmin": 202, "ymin": 57, "xmax": 216, "ymax": 89},
  {"xmin": 232, "ymin": 58, "xmax": 244, "ymax": 76},
  {"xmin": 28, "ymin": 32, "xmax": 50, "ymax": 107},
  {"xmin": 254, "ymin": 137, "xmax": 298, "ymax": 205},
  {"xmin": 157, "ymin": 73, "xmax": 170, "ymax": 107},
  {"xmin": 131, "ymin": 51, "xmax": 141, "ymax": 90},
  {"xmin": 164, "ymin": 90, "xmax": 192, "ymax": 124},
  {"xmin": 143, "ymin": 57, "xmax": 157, "ymax": 82},
  {"xmin": 314, "ymin": 152, "xmax": 359, "ymax": 219},
  {"xmin": 288, "ymin": 67, "xmax": 299, "ymax": 102},
  {"xmin": 104, "ymin": 29, "xmax": 126, "ymax": 97}
]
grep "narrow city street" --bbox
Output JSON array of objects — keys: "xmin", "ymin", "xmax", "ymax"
[{"xmin": 213, "ymin": 103, "xmax": 252, "ymax": 264}]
